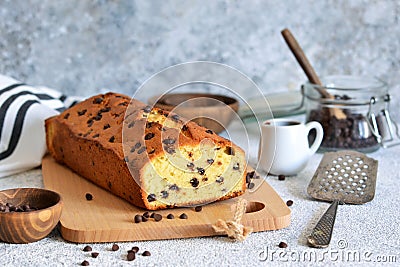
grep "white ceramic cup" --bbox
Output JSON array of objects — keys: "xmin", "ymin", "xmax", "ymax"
[{"xmin": 258, "ymin": 118, "xmax": 323, "ymax": 176}]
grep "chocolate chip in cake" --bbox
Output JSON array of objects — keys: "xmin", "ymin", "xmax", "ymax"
[
  {"xmin": 63, "ymin": 113, "xmax": 70, "ymax": 119},
  {"xmin": 171, "ymin": 114, "xmax": 180, "ymax": 122},
  {"xmin": 202, "ymin": 177, "xmax": 208, "ymax": 182},
  {"xmin": 93, "ymin": 114, "xmax": 102, "ymax": 121},
  {"xmin": 278, "ymin": 242, "xmax": 288, "ymax": 248},
  {"xmin": 83, "ymin": 245, "xmax": 92, "ymax": 252},
  {"xmin": 194, "ymin": 206, "xmax": 203, "ymax": 212},
  {"xmin": 179, "ymin": 213, "xmax": 188, "ymax": 219},
  {"xmin": 182, "ymin": 124, "xmax": 188, "ymax": 131},
  {"xmin": 144, "ymin": 133, "xmax": 155, "ymax": 140},
  {"xmin": 197, "ymin": 167, "xmax": 205, "ymax": 175},
  {"xmin": 216, "ymin": 177, "xmax": 224, "ymax": 183},
  {"xmin": 87, "ymin": 120, "xmax": 94, "ymax": 127},
  {"xmin": 85, "ymin": 193, "xmax": 93, "ymax": 201},
  {"xmin": 153, "ymin": 213, "xmax": 162, "ymax": 222},
  {"xmin": 103, "ymin": 124, "xmax": 111, "ymax": 130},
  {"xmin": 207, "ymin": 159, "xmax": 214, "ymax": 164},
  {"xmin": 167, "ymin": 214, "xmax": 174, "ymax": 219},
  {"xmin": 130, "ymin": 146, "xmax": 136, "ymax": 153},
  {"xmin": 109, "ymin": 136, "xmax": 115, "ymax": 143},
  {"xmin": 247, "ymin": 182, "xmax": 255, "ymax": 189},
  {"xmin": 169, "ymin": 184, "xmax": 179, "ymax": 191},
  {"xmin": 286, "ymin": 200, "xmax": 293, "ymax": 207},
  {"xmin": 91, "ymin": 252, "xmax": 99, "ymax": 258},
  {"xmin": 118, "ymin": 102, "xmax": 128, "ymax": 106},
  {"xmin": 205, "ymin": 129, "xmax": 214, "ymax": 134},
  {"xmin": 187, "ymin": 162, "xmax": 195, "ymax": 168},
  {"xmin": 147, "ymin": 194, "xmax": 156, "ymax": 202},
  {"xmin": 134, "ymin": 142, "xmax": 141, "ymax": 149},
  {"xmin": 128, "ymin": 121, "xmax": 135, "ymax": 128},
  {"xmin": 137, "ymin": 146, "xmax": 146, "ymax": 154},
  {"xmin": 93, "ymin": 97, "xmax": 103, "ymax": 104},
  {"xmin": 131, "ymin": 246, "xmax": 139, "ymax": 253},
  {"xmin": 111, "ymin": 244, "xmax": 119, "ymax": 251},
  {"xmin": 81, "ymin": 260, "xmax": 89, "ymax": 266},
  {"xmin": 278, "ymin": 174, "xmax": 286, "ymax": 181},
  {"xmin": 78, "ymin": 109, "xmax": 87, "ymax": 116},
  {"xmin": 100, "ymin": 107, "xmax": 111, "ymax": 113},
  {"xmin": 164, "ymin": 146, "xmax": 176, "ymax": 154},
  {"xmin": 142, "ymin": 251, "xmax": 151, "ymax": 256},
  {"xmin": 143, "ymin": 106, "xmax": 152, "ymax": 113},
  {"xmin": 134, "ymin": 214, "xmax": 142, "ymax": 223},
  {"xmin": 233, "ymin": 163, "xmax": 240, "ymax": 170},
  {"xmin": 92, "ymin": 133, "xmax": 99, "ymax": 138},
  {"xmin": 162, "ymin": 138, "xmax": 176, "ymax": 145},
  {"xmin": 127, "ymin": 251, "xmax": 135, "ymax": 261},
  {"xmin": 161, "ymin": 190, "xmax": 169, "ymax": 198},
  {"xmin": 148, "ymin": 148, "xmax": 156, "ymax": 154},
  {"xmin": 190, "ymin": 178, "xmax": 199, "ymax": 188}
]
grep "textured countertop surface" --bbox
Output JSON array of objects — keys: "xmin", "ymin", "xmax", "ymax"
[{"xmin": 0, "ymin": 120, "xmax": 399, "ymax": 267}]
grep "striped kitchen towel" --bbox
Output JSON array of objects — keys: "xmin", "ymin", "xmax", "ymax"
[{"xmin": 0, "ymin": 74, "xmax": 81, "ymax": 178}]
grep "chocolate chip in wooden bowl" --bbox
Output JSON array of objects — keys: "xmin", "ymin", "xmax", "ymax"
[
  {"xmin": 81, "ymin": 260, "xmax": 90, "ymax": 266},
  {"xmin": 85, "ymin": 193, "xmax": 93, "ymax": 201},
  {"xmin": 91, "ymin": 252, "xmax": 99, "ymax": 258},
  {"xmin": 286, "ymin": 200, "xmax": 294, "ymax": 207},
  {"xmin": 194, "ymin": 206, "xmax": 203, "ymax": 212},
  {"xmin": 83, "ymin": 245, "xmax": 92, "ymax": 252},
  {"xmin": 278, "ymin": 174, "xmax": 286, "ymax": 181},
  {"xmin": 142, "ymin": 251, "xmax": 151, "ymax": 256},
  {"xmin": 167, "ymin": 214, "xmax": 174, "ymax": 219},
  {"xmin": 278, "ymin": 241, "xmax": 288, "ymax": 248},
  {"xmin": 179, "ymin": 213, "xmax": 188, "ymax": 219},
  {"xmin": 153, "ymin": 213, "xmax": 163, "ymax": 222},
  {"xmin": 134, "ymin": 215, "xmax": 142, "ymax": 223},
  {"xmin": 111, "ymin": 244, "xmax": 119, "ymax": 251}
]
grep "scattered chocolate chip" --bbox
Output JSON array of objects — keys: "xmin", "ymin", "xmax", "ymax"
[
  {"xmin": 247, "ymin": 182, "xmax": 255, "ymax": 189},
  {"xmin": 142, "ymin": 251, "xmax": 151, "ymax": 256},
  {"xmin": 187, "ymin": 162, "xmax": 195, "ymax": 168},
  {"xmin": 216, "ymin": 177, "xmax": 224, "ymax": 183},
  {"xmin": 128, "ymin": 121, "xmax": 135, "ymax": 128},
  {"xmin": 246, "ymin": 171, "xmax": 255, "ymax": 183},
  {"xmin": 63, "ymin": 113, "xmax": 70, "ymax": 119},
  {"xmin": 167, "ymin": 214, "xmax": 174, "ymax": 219},
  {"xmin": 197, "ymin": 167, "xmax": 205, "ymax": 175},
  {"xmin": 205, "ymin": 129, "xmax": 214, "ymax": 134},
  {"xmin": 78, "ymin": 109, "xmax": 87, "ymax": 116},
  {"xmin": 278, "ymin": 242, "xmax": 288, "ymax": 248},
  {"xmin": 161, "ymin": 190, "xmax": 169, "ymax": 198},
  {"xmin": 81, "ymin": 260, "xmax": 90, "ymax": 266},
  {"xmin": 92, "ymin": 133, "xmax": 99, "ymax": 138},
  {"xmin": 143, "ymin": 211, "xmax": 150, "ymax": 218},
  {"xmin": 194, "ymin": 206, "xmax": 203, "ymax": 212},
  {"xmin": 286, "ymin": 200, "xmax": 293, "ymax": 207},
  {"xmin": 179, "ymin": 213, "xmax": 188, "ymax": 219},
  {"xmin": 111, "ymin": 244, "xmax": 119, "ymax": 251},
  {"xmin": 137, "ymin": 146, "xmax": 146, "ymax": 154},
  {"xmin": 91, "ymin": 252, "xmax": 99, "ymax": 258},
  {"xmin": 150, "ymin": 212, "xmax": 155, "ymax": 218},
  {"xmin": 131, "ymin": 246, "xmax": 139, "ymax": 253},
  {"xmin": 93, "ymin": 97, "xmax": 103, "ymax": 104},
  {"xmin": 109, "ymin": 136, "xmax": 115, "ymax": 143},
  {"xmin": 103, "ymin": 124, "xmax": 111, "ymax": 130},
  {"xmin": 85, "ymin": 193, "xmax": 93, "ymax": 201},
  {"xmin": 278, "ymin": 174, "xmax": 286, "ymax": 181},
  {"xmin": 147, "ymin": 194, "xmax": 156, "ymax": 202},
  {"xmin": 162, "ymin": 138, "xmax": 176, "ymax": 145},
  {"xmin": 153, "ymin": 213, "xmax": 162, "ymax": 222},
  {"xmin": 144, "ymin": 133, "xmax": 155, "ymax": 140},
  {"xmin": 142, "ymin": 216, "xmax": 149, "ymax": 222},
  {"xmin": 143, "ymin": 106, "xmax": 151, "ymax": 113},
  {"xmin": 127, "ymin": 251, "xmax": 135, "ymax": 261},
  {"xmin": 207, "ymin": 159, "xmax": 214, "ymax": 164},
  {"xmin": 134, "ymin": 215, "xmax": 142, "ymax": 223},
  {"xmin": 83, "ymin": 245, "xmax": 92, "ymax": 252},
  {"xmin": 190, "ymin": 178, "xmax": 199, "ymax": 188}
]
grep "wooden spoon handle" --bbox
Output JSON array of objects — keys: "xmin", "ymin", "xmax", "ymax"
[{"xmin": 281, "ymin": 29, "xmax": 329, "ymax": 98}]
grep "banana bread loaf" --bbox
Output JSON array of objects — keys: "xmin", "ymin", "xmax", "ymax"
[{"xmin": 45, "ymin": 92, "xmax": 247, "ymax": 210}]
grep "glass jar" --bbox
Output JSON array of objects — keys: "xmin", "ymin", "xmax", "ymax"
[{"xmin": 302, "ymin": 75, "xmax": 388, "ymax": 153}]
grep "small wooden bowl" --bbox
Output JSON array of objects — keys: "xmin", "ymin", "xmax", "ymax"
[
  {"xmin": 149, "ymin": 93, "xmax": 239, "ymax": 133},
  {"xmin": 0, "ymin": 188, "xmax": 63, "ymax": 244}
]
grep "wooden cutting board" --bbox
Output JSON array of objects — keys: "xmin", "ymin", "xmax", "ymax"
[{"xmin": 42, "ymin": 155, "xmax": 290, "ymax": 243}]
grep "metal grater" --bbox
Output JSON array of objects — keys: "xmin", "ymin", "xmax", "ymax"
[{"xmin": 306, "ymin": 150, "xmax": 378, "ymax": 248}]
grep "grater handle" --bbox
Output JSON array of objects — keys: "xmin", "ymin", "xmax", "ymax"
[{"xmin": 307, "ymin": 200, "xmax": 339, "ymax": 248}]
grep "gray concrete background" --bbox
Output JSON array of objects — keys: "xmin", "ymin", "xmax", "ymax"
[{"xmin": 1, "ymin": 0, "xmax": 399, "ymax": 102}]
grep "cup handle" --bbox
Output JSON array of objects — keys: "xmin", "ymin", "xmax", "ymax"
[{"xmin": 305, "ymin": 121, "xmax": 324, "ymax": 155}]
